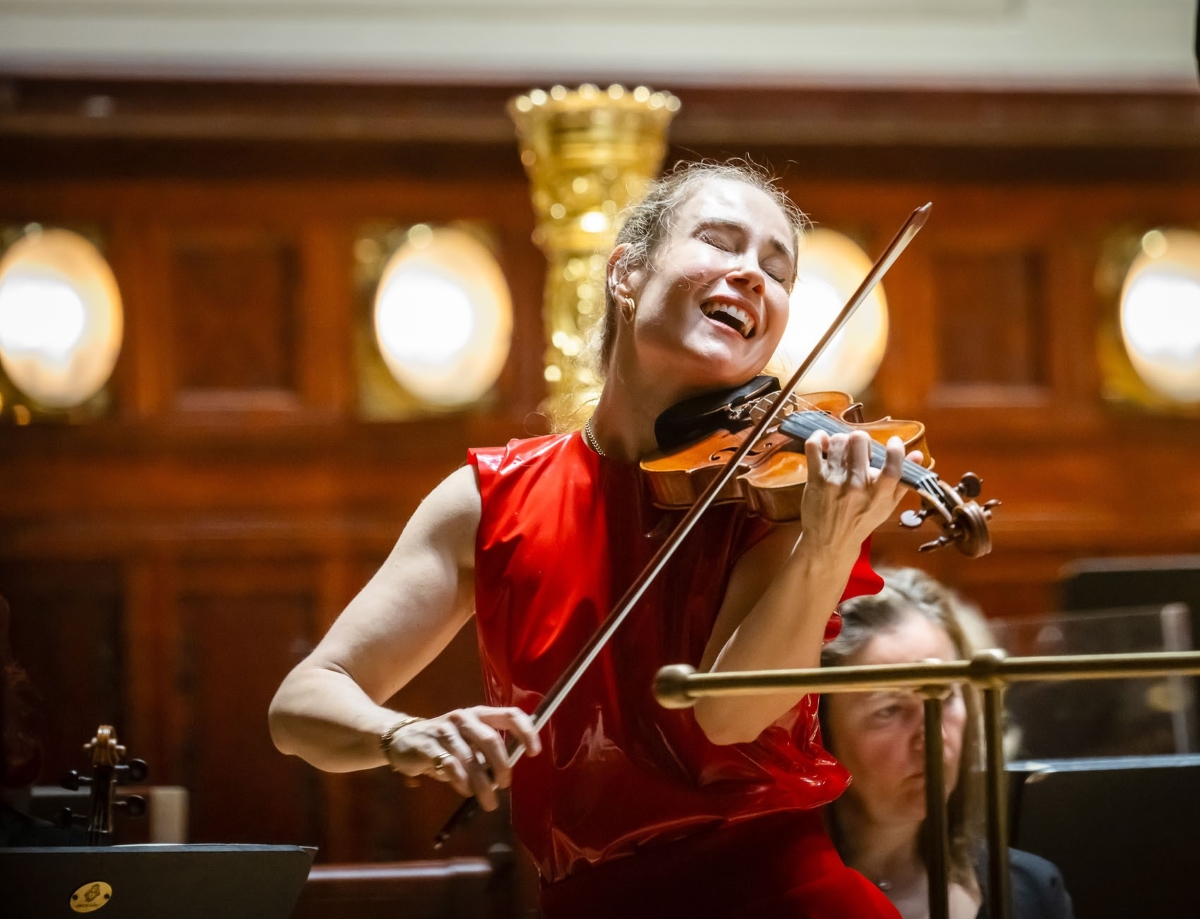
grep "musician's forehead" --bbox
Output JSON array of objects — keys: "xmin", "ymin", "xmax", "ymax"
[{"xmin": 671, "ymin": 178, "xmax": 795, "ymax": 258}]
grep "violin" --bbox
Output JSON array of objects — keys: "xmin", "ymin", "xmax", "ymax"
[
  {"xmin": 641, "ymin": 383, "xmax": 998, "ymax": 557},
  {"xmin": 60, "ymin": 724, "xmax": 148, "ymax": 845}
]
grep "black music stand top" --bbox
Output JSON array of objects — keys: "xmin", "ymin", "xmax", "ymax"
[{"xmin": 0, "ymin": 843, "xmax": 315, "ymax": 919}]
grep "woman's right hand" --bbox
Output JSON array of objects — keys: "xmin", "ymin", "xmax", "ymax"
[{"xmin": 383, "ymin": 706, "xmax": 542, "ymax": 812}]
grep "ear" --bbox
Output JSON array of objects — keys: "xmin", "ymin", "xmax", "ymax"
[{"xmin": 607, "ymin": 243, "xmax": 644, "ymax": 304}]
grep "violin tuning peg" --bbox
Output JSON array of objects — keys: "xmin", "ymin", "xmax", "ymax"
[
  {"xmin": 121, "ymin": 759, "xmax": 149, "ymax": 783},
  {"xmin": 118, "ymin": 795, "xmax": 147, "ymax": 818},
  {"xmin": 899, "ymin": 508, "xmax": 929, "ymax": 529},
  {"xmin": 983, "ymin": 499, "xmax": 1001, "ymax": 511},
  {"xmin": 61, "ymin": 770, "xmax": 87, "ymax": 791},
  {"xmin": 955, "ymin": 473, "xmax": 983, "ymax": 499},
  {"xmin": 919, "ymin": 534, "xmax": 954, "ymax": 553}
]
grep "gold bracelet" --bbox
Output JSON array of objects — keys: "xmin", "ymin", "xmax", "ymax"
[{"xmin": 379, "ymin": 714, "xmax": 425, "ymax": 771}]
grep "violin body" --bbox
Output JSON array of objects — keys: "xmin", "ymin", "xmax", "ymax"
[
  {"xmin": 641, "ymin": 388, "xmax": 996, "ymax": 557},
  {"xmin": 643, "ymin": 391, "xmax": 930, "ymax": 522}
]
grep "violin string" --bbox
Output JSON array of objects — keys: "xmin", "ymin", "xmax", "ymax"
[{"xmin": 782, "ymin": 412, "xmax": 939, "ymax": 491}]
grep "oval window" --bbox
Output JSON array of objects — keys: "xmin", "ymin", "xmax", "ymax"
[
  {"xmin": 373, "ymin": 227, "xmax": 512, "ymax": 408},
  {"xmin": 0, "ymin": 228, "xmax": 124, "ymax": 409},
  {"xmin": 771, "ymin": 228, "xmax": 888, "ymax": 394},
  {"xmin": 1120, "ymin": 229, "xmax": 1200, "ymax": 404}
]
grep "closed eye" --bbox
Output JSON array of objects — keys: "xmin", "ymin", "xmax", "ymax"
[
  {"xmin": 699, "ymin": 230, "xmax": 732, "ymax": 251},
  {"xmin": 765, "ymin": 266, "xmax": 788, "ymax": 284}
]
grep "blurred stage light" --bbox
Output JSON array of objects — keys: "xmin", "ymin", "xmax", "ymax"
[
  {"xmin": 1119, "ymin": 229, "xmax": 1200, "ymax": 404},
  {"xmin": 0, "ymin": 228, "xmax": 123, "ymax": 409},
  {"xmin": 372, "ymin": 226, "xmax": 512, "ymax": 408},
  {"xmin": 771, "ymin": 228, "xmax": 888, "ymax": 394}
]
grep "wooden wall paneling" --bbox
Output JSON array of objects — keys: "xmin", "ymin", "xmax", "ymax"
[
  {"xmin": 490, "ymin": 216, "xmax": 547, "ymax": 425},
  {"xmin": 174, "ymin": 558, "xmax": 324, "ymax": 847},
  {"xmin": 923, "ymin": 206, "xmax": 1053, "ymax": 401},
  {"xmin": 167, "ymin": 225, "xmax": 302, "ymax": 412},
  {"xmin": 118, "ymin": 220, "xmax": 176, "ymax": 418},
  {"xmin": 296, "ymin": 221, "xmax": 354, "ymax": 415},
  {"xmin": 0, "ymin": 560, "xmax": 125, "ymax": 785},
  {"xmin": 1042, "ymin": 230, "xmax": 1101, "ymax": 410},
  {"xmin": 122, "ymin": 553, "xmax": 183, "ymax": 784},
  {"xmin": 931, "ymin": 246, "xmax": 1047, "ymax": 388},
  {"xmin": 869, "ymin": 225, "xmax": 939, "ymax": 420}
]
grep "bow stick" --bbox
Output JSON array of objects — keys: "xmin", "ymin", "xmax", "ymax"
[{"xmin": 434, "ymin": 202, "xmax": 932, "ymax": 847}]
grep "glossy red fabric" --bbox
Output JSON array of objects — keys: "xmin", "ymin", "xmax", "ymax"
[
  {"xmin": 468, "ymin": 432, "xmax": 885, "ymax": 890},
  {"xmin": 540, "ymin": 809, "xmax": 900, "ymax": 919}
]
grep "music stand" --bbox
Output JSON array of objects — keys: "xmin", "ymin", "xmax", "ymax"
[
  {"xmin": 0, "ymin": 843, "xmax": 315, "ymax": 919},
  {"xmin": 1008, "ymin": 755, "xmax": 1200, "ymax": 919}
]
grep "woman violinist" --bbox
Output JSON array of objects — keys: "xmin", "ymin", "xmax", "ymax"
[{"xmin": 269, "ymin": 161, "xmax": 919, "ymax": 918}]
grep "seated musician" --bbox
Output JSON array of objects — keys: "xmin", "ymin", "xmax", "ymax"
[
  {"xmin": 270, "ymin": 160, "xmax": 921, "ymax": 918},
  {"xmin": 821, "ymin": 567, "xmax": 1075, "ymax": 919}
]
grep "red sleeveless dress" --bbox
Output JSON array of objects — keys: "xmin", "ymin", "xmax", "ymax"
[{"xmin": 468, "ymin": 432, "xmax": 899, "ymax": 918}]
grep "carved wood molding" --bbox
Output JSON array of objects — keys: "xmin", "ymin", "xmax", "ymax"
[{"xmin": 2, "ymin": 79, "xmax": 1199, "ymax": 149}]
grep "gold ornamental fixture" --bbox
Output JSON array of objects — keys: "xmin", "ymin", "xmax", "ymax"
[{"xmin": 509, "ymin": 83, "xmax": 680, "ymax": 429}]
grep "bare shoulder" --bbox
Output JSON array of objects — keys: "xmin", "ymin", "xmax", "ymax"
[{"xmin": 391, "ymin": 463, "xmax": 482, "ymax": 572}]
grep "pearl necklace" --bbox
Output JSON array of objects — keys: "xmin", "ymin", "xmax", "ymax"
[{"xmin": 583, "ymin": 418, "xmax": 606, "ymax": 458}]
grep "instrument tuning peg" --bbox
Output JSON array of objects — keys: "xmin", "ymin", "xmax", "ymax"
[
  {"xmin": 117, "ymin": 795, "xmax": 147, "ymax": 818},
  {"xmin": 899, "ymin": 508, "xmax": 929, "ymax": 529},
  {"xmin": 955, "ymin": 473, "xmax": 983, "ymax": 499},
  {"xmin": 61, "ymin": 769, "xmax": 88, "ymax": 791},
  {"xmin": 983, "ymin": 499, "xmax": 1001, "ymax": 512},
  {"xmin": 119, "ymin": 759, "xmax": 149, "ymax": 784},
  {"xmin": 919, "ymin": 534, "xmax": 954, "ymax": 553}
]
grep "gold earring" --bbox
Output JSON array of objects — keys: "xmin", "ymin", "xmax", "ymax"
[{"xmin": 620, "ymin": 296, "xmax": 636, "ymax": 321}]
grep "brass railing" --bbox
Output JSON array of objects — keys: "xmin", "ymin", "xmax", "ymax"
[{"xmin": 654, "ymin": 650, "xmax": 1200, "ymax": 919}]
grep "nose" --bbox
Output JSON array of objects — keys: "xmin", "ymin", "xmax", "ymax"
[
  {"xmin": 725, "ymin": 255, "xmax": 765, "ymax": 294},
  {"xmin": 910, "ymin": 714, "xmax": 957, "ymax": 766}
]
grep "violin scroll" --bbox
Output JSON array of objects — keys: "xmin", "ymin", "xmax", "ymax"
[
  {"xmin": 899, "ymin": 472, "xmax": 1001, "ymax": 559},
  {"xmin": 59, "ymin": 724, "xmax": 148, "ymax": 845}
]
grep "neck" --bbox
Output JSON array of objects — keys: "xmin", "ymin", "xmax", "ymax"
[
  {"xmin": 836, "ymin": 801, "xmax": 925, "ymax": 892},
  {"xmin": 587, "ymin": 378, "xmax": 672, "ymax": 463},
  {"xmin": 588, "ymin": 347, "xmax": 743, "ymax": 462}
]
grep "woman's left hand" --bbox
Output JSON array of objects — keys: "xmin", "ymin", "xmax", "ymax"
[{"xmin": 800, "ymin": 430, "xmax": 922, "ymax": 553}]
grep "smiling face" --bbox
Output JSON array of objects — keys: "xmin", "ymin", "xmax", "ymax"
[
  {"xmin": 611, "ymin": 177, "xmax": 797, "ymax": 393},
  {"xmin": 824, "ymin": 610, "xmax": 968, "ymax": 830}
]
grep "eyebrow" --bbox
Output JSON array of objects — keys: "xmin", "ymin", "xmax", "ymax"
[{"xmin": 695, "ymin": 218, "xmax": 796, "ymax": 266}]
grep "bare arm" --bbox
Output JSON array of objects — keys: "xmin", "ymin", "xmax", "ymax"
[
  {"xmin": 268, "ymin": 464, "xmax": 539, "ymax": 810},
  {"xmin": 694, "ymin": 431, "xmax": 917, "ymax": 745}
]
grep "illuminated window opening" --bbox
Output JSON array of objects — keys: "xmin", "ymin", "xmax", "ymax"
[
  {"xmin": 0, "ymin": 227, "xmax": 123, "ymax": 412},
  {"xmin": 770, "ymin": 228, "xmax": 888, "ymax": 395}
]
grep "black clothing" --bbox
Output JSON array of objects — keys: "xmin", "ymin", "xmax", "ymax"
[{"xmin": 975, "ymin": 847, "xmax": 1075, "ymax": 919}]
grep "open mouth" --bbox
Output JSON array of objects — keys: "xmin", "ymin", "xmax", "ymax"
[{"xmin": 701, "ymin": 300, "xmax": 756, "ymax": 339}]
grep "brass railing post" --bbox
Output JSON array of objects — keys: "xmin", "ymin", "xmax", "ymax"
[
  {"xmin": 973, "ymin": 649, "xmax": 1012, "ymax": 919},
  {"xmin": 920, "ymin": 682, "xmax": 952, "ymax": 919}
]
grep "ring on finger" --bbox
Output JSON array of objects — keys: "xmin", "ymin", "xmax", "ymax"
[{"xmin": 431, "ymin": 752, "xmax": 452, "ymax": 775}]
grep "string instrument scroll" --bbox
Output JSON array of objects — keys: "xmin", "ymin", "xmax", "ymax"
[{"xmin": 59, "ymin": 724, "xmax": 148, "ymax": 845}]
